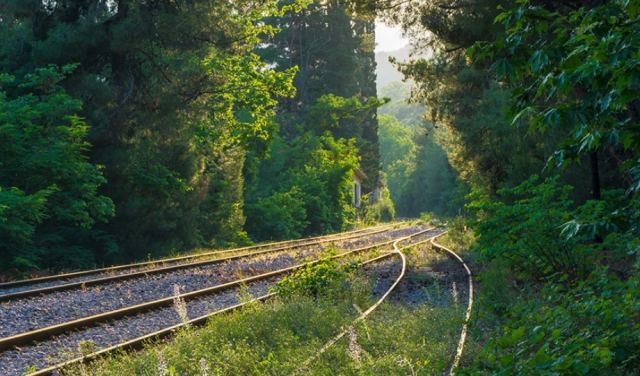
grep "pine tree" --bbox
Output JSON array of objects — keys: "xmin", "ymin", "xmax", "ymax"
[
  {"xmin": 0, "ymin": 0, "xmax": 295, "ymax": 266},
  {"xmin": 258, "ymin": 0, "xmax": 381, "ymax": 191}
]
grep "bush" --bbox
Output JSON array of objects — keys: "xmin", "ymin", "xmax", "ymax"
[
  {"xmin": 273, "ymin": 255, "xmax": 356, "ymax": 299},
  {"xmin": 464, "ymin": 271, "xmax": 640, "ymax": 375},
  {"xmin": 360, "ymin": 186, "xmax": 396, "ymax": 224},
  {"xmin": 467, "ymin": 176, "xmax": 589, "ymax": 279},
  {"xmin": 246, "ymin": 187, "xmax": 308, "ymax": 241}
]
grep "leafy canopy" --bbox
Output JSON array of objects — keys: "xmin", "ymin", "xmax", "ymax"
[{"xmin": 0, "ymin": 66, "xmax": 114, "ymax": 271}]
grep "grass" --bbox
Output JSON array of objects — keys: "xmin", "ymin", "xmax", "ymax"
[
  {"xmin": 309, "ymin": 303, "xmax": 463, "ymax": 375},
  {"xmin": 59, "ymin": 241, "xmax": 463, "ymax": 376}
]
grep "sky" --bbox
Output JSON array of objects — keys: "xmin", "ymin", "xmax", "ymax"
[{"xmin": 375, "ymin": 21, "xmax": 409, "ymax": 53}]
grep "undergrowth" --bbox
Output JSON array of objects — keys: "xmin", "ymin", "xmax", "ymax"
[
  {"xmin": 60, "ymin": 243, "xmax": 462, "ymax": 376},
  {"xmin": 457, "ymin": 177, "xmax": 640, "ymax": 375}
]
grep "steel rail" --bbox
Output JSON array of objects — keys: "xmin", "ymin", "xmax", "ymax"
[
  {"xmin": 0, "ymin": 223, "xmax": 398, "ymax": 289},
  {"xmin": 294, "ymin": 234, "xmax": 442, "ymax": 374},
  {"xmin": 25, "ymin": 230, "xmax": 438, "ymax": 376},
  {"xmin": 0, "ymin": 227, "xmax": 439, "ymax": 353},
  {"xmin": 430, "ymin": 233, "xmax": 474, "ymax": 376},
  {"xmin": 25, "ymin": 294, "xmax": 277, "ymax": 376},
  {"xmin": 0, "ymin": 225, "xmax": 400, "ymax": 301}
]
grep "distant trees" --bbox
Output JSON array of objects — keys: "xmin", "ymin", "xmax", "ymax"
[
  {"xmin": 378, "ymin": 82, "xmax": 460, "ymax": 217},
  {"xmin": 245, "ymin": 0, "xmax": 387, "ymax": 240}
]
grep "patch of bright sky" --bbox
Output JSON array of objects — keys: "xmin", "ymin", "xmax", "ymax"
[{"xmin": 375, "ymin": 21, "xmax": 409, "ymax": 52}]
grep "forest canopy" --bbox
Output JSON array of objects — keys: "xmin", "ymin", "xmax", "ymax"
[{"xmin": 0, "ymin": 0, "xmax": 387, "ymax": 273}]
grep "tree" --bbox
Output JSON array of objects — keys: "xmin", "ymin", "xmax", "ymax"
[
  {"xmin": 378, "ymin": 82, "xmax": 461, "ymax": 217},
  {"xmin": 258, "ymin": 0, "xmax": 381, "ymax": 191},
  {"xmin": 245, "ymin": 131, "xmax": 359, "ymax": 240},
  {"xmin": 0, "ymin": 1, "xmax": 297, "ymax": 264},
  {"xmin": 0, "ymin": 66, "xmax": 114, "ymax": 272},
  {"xmin": 476, "ymin": 0, "xmax": 640, "ymax": 201}
]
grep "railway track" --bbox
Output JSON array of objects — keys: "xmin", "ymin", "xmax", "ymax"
[
  {"xmin": 0, "ymin": 223, "xmax": 397, "ymax": 297},
  {"xmin": 295, "ymin": 233, "xmax": 434, "ymax": 372},
  {"xmin": 431, "ymin": 233, "xmax": 474, "ymax": 375},
  {"xmin": 295, "ymin": 231, "xmax": 473, "ymax": 375},
  {"xmin": 1, "ymin": 225, "xmax": 443, "ymax": 375},
  {"xmin": 0, "ymin": 225, "xmax": 416, "ymax": 339}
]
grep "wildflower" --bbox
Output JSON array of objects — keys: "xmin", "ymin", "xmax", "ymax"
[
  {"xmin": 199, "ymin": 358, "xmax": 210, "ymax": 376},
  {"xmin": 452, "ymin": 282, "xmax": 459, "ymax": 307},
  {"xmin": 173, "ymin": 284, "xmax": 189, "ymax": 324},
  {"xmin": 157, "ymin": 351, "xmax": 168, "ymax": 376},
  {"xmin": 347, "ymin": 326, "xmax": 362, "ymax": 367}
]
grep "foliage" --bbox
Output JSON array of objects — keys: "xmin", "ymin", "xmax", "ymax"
[
  {"xmin": 378, "ymin": 82, "xmax": 425, "ymax": 128},
  {"xmin": 354, "ymin": 1, "xmax": 640, "ymax": 374},
  {"xmin": 378, "ymin": 82, "xmax": 461, "ymax": 217},
  {"xmin": 464, "ymin": 175, "xmax": 639, "ymax": 373},
  {"xmin": 306, "ymin": 94, "xmax": 386, "ymax": 140},
  {"xmin": 273, "ymin": 255, "xmax": 357, "ymax": 299},
  {"xmin": 258, "ymin": 1, "xmax": 381, "ymax": 192},
  {"xmin": 0, "ymin": 0, "xmax": 298, "ymax": 269},
  {"xmin": 360, "ymin": 186, "xmax": 396, "ymax": 224},
  {"xmin": 0, "ymin": 0, "xmax": 387, "ymax": 271},
  {"xmin": 379, "ymin": 114, "xmax": 416, "ymax": 203},
  {"xmin": 0, "ymin": 67, "xmax": 114, "ymax": 272},
  {"xmin": 245, "ymin": 131, "xmax": 359, "ymax": 240},
  {"xmin": 245, "ymin": 187, "xmax": 308, "ymax": 241},
  {"xmin": 464, "ymin": 271, "xmax": 640, "ymax": 375},
  {"xmin": 468, "ymin": 176, "xmax": 583, "ymax": 278},
  {"xmin": 475, "ymin": 0, "xmax": 640, "ymax": 194}
]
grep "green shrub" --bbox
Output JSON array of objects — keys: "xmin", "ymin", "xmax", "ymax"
[
  {"xmin": 360, "ymin": 186, "xmax": 396, "ymax": 224},
  {"xmin": 464, "ymin": 271, "xmax": 640, "ymax": 375},
  {"xmin": 273, "ymin": 255, "xmax": 357, "ymax": 299},
  {"xmin": 419, "ymin": 212, "xmax": 434, "ymax": 224},
  {"xmin": 468, "ymin": 176, "xmax": 589, "ymax": 279},
  {"xmin": 246, "ymin": 187, "xmax": 308, "ymax": 240}
]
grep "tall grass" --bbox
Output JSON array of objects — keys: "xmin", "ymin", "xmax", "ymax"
[{"xmin": 61, "ymin": 250, "xmax": 463, "ymax": 376}]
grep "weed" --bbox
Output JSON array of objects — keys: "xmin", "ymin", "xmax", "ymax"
[
  {"xmin": 77, "ymin": 340, "xmax": 95, "ymax": 356},
  {"xmin": 172, "ymin": 284, "xmax": 189, "ymax": 324},
  {"xmin": 347, "ymin": 326, "xmax": 362, "ymax": 367}
]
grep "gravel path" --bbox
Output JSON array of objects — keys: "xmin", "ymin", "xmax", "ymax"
[
  {"xmin": 396, "ymin": 227, "xmax": 446, "ymax": 249},
  {"xmin": 364, "ymin": 255, "xmax": 404, "ymax": 299},
  {"xmin": 0, "ymin": 227, "xmax": 425, "ymax": 376},
  {"xmin": 0, "ymin": 226, "xmax": 423, "ymax": 338}
]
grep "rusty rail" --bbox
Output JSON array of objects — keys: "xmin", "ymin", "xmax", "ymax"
[
  {"xmin": 20, "ymin": 227, "xmax": 442, "ymax": 376},
  {"xmin": 0, "ymin": 223, "xmax": 398, "ymax": 289},
  {"xmin": 0, "ymin": 224, "xmax": 400, "ymax": 301}
]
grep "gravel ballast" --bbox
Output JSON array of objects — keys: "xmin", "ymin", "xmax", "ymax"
[
  {"xmin": 0, "ymin": 226, "xmax": 435, "ymax": 375},
  {"xmin": 0, "ymin": 227, "xmax": 392, "ymax": 296},
  {"xmin": 0, "ymin": 226, "xmax": 423, "ymax": 338}
]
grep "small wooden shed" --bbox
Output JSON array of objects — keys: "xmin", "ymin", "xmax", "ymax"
[{"xmin": 352, "ymin": 168, "xmax": 367, "ymax": 207}]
